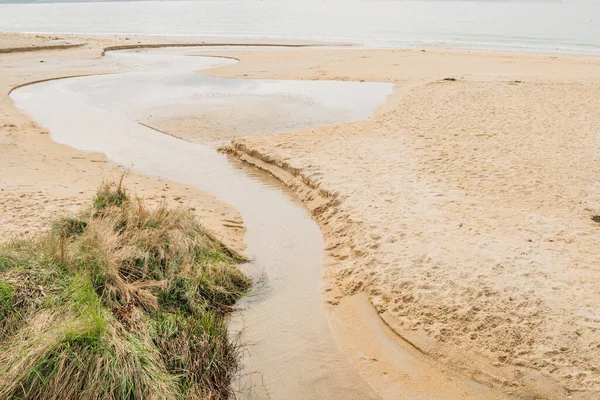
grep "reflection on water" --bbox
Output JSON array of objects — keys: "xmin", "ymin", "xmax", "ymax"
[{"xmin": 10, "ymin": 48, "xmax": 391, "ymax": 399}]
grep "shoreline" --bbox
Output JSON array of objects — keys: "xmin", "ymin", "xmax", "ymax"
[
  {"xmin": 3, "ymin": 33, "xmax": 600, "ymax": 398},
  {"xmin": 0, "ymin": 42, "xmax": 86, "ymax": 54},
  {"xmin": 3, "ymin": 30, "xmax": 600, "ymax": 57},
  {"xmin": 4, "ymin": 31, "xmax": 600, "ymax": 64}
]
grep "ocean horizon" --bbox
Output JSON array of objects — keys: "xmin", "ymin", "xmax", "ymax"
[{"xmin": 1, "ymin": 0, "xmax": 599, "ymax": 54}]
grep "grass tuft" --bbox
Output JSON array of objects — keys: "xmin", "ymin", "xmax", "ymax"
[
  {"xmin": 53, "ymin": 217, "xmax": 88, "ymax": 239},
  {"xmin": 93, "ymin": 177, "xmax": 128, "ymax": 211},
  {"xmin": 0, "ymin": 179, "xmax": 250, "ymax": 399}
]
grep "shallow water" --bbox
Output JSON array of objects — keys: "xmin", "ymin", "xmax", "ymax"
[
  {"xmin": 1, "ymin": 0, "xmax": 600, "ymax": 54},
  {"xmin": 10, "ymin": 48, "xmax": 391, "ymax": 399},
  {"xmin": 69, "ymin": 48, "xmax": 393, "ymax": 143}
]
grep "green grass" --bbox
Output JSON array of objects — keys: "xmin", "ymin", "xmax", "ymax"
[
  {"xmin": 53, "ymin": 217, "xmax": 88, "ymax": 238},
  {"xmin": 0, "ymin": 281, "xmax": 16, "ymax": 340},
  {"xmin": 0, "ymin": 180, "xmax": 250, "ymax": 399},
  {"xmin": 92, "ymin": 176, "xmax": 128, "ymax": 211}
]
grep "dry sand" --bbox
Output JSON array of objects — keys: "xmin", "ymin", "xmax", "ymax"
[
  {"xmin": 4, "ymin": 33, "xmax": 600, "ymax": 399},
  {"xmin": 196, "ymin": 48, "xmax": 600, "ymax": 398}
]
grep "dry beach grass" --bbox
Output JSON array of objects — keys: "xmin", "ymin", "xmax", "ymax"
[{"xmin": 0, "ymin": 181, "xmax": 249, "ymax": 399}]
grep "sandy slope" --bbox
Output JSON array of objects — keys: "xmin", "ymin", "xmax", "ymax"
[
  {"xmin": 0, "ymin": 33, "xmax": 245, "ymax": 253},
  {"xmin": 196, "ymin": 48, "xmax": 600, "ymax": 398}
]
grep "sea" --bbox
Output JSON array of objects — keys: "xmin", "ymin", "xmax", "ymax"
[{"xmin": 0, "ymin": 0, "xmax": 599, "ymax": 54}]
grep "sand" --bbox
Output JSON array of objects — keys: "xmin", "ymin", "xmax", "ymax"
[
  {"xmin": 147, "ymin": 104, "xmax": 315, "ymax": 148},
  {"xmin": 198, "ymin": 48, "xmax": 600, "ymax": 398},
  {"xmin": 4, "ymin": 33, "xmax": 600, "ymax": 399}
]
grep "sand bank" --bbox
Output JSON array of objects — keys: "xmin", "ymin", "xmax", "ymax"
[{"xmin": 195, "ymin": 48, "xmax": 600, "ymax": 398}]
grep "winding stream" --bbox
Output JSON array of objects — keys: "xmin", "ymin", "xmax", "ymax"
[
  {"xmin": 10, "ymin": 48, "xmax": 390, "ymax": 399},
  {"xmin": 10, "ymin": 48, "xmax": 513, "ymax": 400}
]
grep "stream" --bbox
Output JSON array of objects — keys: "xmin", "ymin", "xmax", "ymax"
[
  {"xmin": 10, "ymin": 47, "xmax": 513, "ymax": 400},
  {"xmin": 10, "ymin": 48, "xmax": 391, "ymax": 399}
]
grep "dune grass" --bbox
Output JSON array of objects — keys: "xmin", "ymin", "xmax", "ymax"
[{"xmin": 0, "ymin": 181, "xmax": 250, "ymax": 399}]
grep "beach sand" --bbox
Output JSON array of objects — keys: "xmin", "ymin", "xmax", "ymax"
[
  {"xmin": 198, "ymin": 48, "xmax": 600, "ymax": 398},
  {"xmin": 4, "ymin": 33, "xmax": 600, "ymax": 398}
]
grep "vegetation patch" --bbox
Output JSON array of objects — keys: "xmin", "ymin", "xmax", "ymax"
[{"xmin": 0, "ymin": 181, "xmax": 250, "ymax": 399}]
